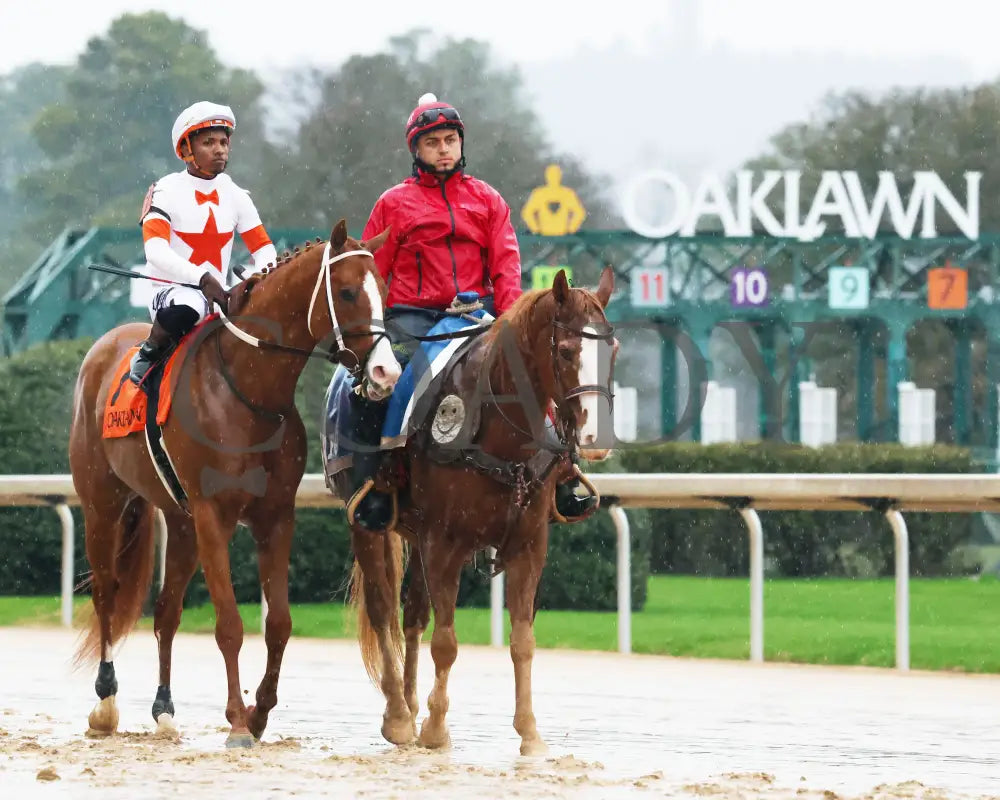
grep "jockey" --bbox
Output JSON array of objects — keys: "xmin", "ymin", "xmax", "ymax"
[
  {"xmin": 129, "ymin": 101, "xmax": 278, "ymax": 386},
  {"xmin": 346, "ymin": 93, "xmax": 595, "ymax": 533}
]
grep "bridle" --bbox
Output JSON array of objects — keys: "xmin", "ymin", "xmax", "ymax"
[
  {"xmin": 548, "ymin": 318, "xmax": 618, "ymax": 449},
  {"xmin": 487, "ymin": 312, "xmax": 618, "ymax": 455},
  {"xmin": 211, "ymin": 244, "xmax": 388, "ymax": 420}
]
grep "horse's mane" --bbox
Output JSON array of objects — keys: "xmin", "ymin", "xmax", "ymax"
[
  {"xmin": 228, "ymin": 237, "xmax": 327, "ymax": 316},
  {"xmin": 488, "ymin": 289, "xmax": 550, "ymax": 351}
]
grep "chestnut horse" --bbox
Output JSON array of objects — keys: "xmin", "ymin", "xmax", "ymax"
[
  {"xmin": 69, "ymin": 220, "xmax": 400, "ymax": 747},
  {"xmin": 335, "ymin": 267, "xmax": 617, "ymax": 754}
]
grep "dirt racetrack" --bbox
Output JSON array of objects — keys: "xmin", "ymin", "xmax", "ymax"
[{"xmin": 0, "ymin": 626, "xmax": 997, "ymax": 799}]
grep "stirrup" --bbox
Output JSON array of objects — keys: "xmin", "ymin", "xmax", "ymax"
[
  {"xmin": 346, "ymin": 478, "xmax": 399, "ymax": 533},
  {"xmin": 551, "ymin": 467, "xmax": 600, "ymax": 524}
]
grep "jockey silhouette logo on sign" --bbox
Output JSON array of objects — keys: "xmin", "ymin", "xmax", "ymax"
[{"xmin": 521, "ymin": 164, "xmax": 587, "ymax": 235}]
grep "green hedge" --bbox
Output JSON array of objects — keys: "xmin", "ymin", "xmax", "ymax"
[
  {"xmin": 618, "ymin": 442, "xmax": 976, "ymax": 578},
  {"xmin": 0, "ymin": 340, "xmax": 651, "ymax": 611}
]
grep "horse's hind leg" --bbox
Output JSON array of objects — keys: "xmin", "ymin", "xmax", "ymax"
[
  {"xmin": 352, "ymin": 527, "xmax": 412, "ymax": 745},
  {"xmin": 150, "ymin": 510, "xmax": 199, "ymax": 736},
  {"xmin": 80, "ymin": 493, "xmax": 154, "ymax": 736},
  {"xmin": 83, "ymin": 499, "xmax": 121, "ymax": 737},
  {"xmin": 245, "ymin": 506, "xmax": 295, "ymax": 740},
  {"xmin": 417, "ymin": 537, "xmax": 465, "ymax": 750},
  {"xmin": 504, "ymin": 529, "xmax": 549, "ymax": 756},
  {"xmin": 402, "ymin": 545, "xmax": 430, "ymax": 733}
]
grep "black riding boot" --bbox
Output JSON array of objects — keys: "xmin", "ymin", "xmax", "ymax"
[
  {"xmin": 554, "ymin": 475, "xmax": 598, "ymax": 520},
  {"xmin": 128, "ymin": 319, "xmax": 174, "ymax": 388},
  {"xmin": 347, "ymin": 391, "xmax": 393, "ymax": 532}
]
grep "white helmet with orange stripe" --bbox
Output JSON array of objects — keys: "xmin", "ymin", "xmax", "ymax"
[{"xmin": 171, "ymin": 101, "xmax": 236, "ymax": 161}]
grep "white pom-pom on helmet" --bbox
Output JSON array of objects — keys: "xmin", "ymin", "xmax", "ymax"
[{"xmin": 171, "ymin": 101, "xmax": 236, "ymax": 161}]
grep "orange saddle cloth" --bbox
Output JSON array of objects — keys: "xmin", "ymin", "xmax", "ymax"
[{"xmin": 102, "ymin": 340, "xmax": 190, "ymax": 439}]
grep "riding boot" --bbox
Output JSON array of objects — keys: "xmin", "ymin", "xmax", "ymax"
[
  {"xmin": 128, "ymin": 319, "xmax": 174, "ymax": 388},
  {"xmin": 346, "ymin": 391, "xmax": 393, "ymax": 532},
  {"xmin": 554, "ymin": 475, "xmax": 598, "ymax": 520}
]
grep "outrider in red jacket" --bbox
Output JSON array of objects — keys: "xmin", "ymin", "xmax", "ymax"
[{"xmin": 361, "ymin": 170, "xmax": 523, "ymax": 314}]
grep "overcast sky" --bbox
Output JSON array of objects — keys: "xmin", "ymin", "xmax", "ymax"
[
  {"xmin": 4, "ymin": 1, "xmax": 998, "ymax": 77},
  {"xmin": 3, "ymin": 1, "xmax": 997, "ymax": 188}
]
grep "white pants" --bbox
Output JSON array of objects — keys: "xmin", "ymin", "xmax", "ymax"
[{"xmin": 149, "ymin": 285, "xmax": 210, "ymax": 322}]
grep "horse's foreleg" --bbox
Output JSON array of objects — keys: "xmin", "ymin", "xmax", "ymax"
[
  {"xmin": 417, "ymin": 540, "xmax": 464, "ymax": 750},
  {"xmin": 191, "ymin": 501, "xmax": 251, "ymax": 748},
  {"xmin": 505, "ymin": 535, "xmax": 549, "ymax": 756},
  {"xmin": 402, "ymin": 545, "xmax": 430, "ymax": 732},
  {"xmin": 151, "ymin": 511, "xmax": 199, "ymax": 736},
  {"xmin": 246, "ymin": 507, "xmax": 294, "ymax": 741}
]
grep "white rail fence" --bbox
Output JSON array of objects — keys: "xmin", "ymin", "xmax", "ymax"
[{"xmin": 3, "ymin": 472, "xmax": 996, "ymax": 672}]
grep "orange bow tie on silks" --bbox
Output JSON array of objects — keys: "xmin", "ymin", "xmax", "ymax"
[{"xmin": 195, "ymin": 190, "xmax": 219, "ymax": 206}]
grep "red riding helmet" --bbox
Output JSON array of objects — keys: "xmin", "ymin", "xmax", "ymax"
[{"xmin": 405, "ymin": 93, "xmax": 464, "ymax": 152}]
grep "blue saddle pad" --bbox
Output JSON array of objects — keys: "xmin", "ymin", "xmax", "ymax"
[{"xmin": 322, "ymin": 310, "xmax": 490, "ymax": 476}]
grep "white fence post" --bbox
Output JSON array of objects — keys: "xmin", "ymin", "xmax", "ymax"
[
  {"xmin": 738, "ymin": 508, "xmax": 764, "ymax": 662},
  {"xmin": 57, "ymin": 503, "xmax": 74, "ymax": 628},
  {"xmin": 884, "ymin": 509, "xmax": 910, "ymax": 671},
  {"xmin": 610, "ymin": 506, "xmax": 631, "ymax": 654},
  {"xmin": 489, "ymin": 546, "xmax": 504, "ymax": 647}
]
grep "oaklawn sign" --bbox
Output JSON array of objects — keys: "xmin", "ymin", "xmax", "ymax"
[{"xmin": 621, "ymin": 170, "xmax": 982, "ymax": 241}]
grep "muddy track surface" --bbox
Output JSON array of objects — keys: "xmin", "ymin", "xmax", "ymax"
[{"xmin": 0, "ymin": 628, "xmax": 997, "ymax": 799}]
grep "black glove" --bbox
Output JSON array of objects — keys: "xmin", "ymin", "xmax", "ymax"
[{"xmin": 199, "ymin": 272, "xmax": 230, "ymax": 314}]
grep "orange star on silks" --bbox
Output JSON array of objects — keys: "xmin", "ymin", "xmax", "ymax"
[{"xmin": 175, "ymin": 208, "xmax": 233, "ymax": 271}]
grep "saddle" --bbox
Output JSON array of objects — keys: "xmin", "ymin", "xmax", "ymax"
[
  {"xmin": 322, "ymin": 312, "xmax": 570, "ymax": 503},
  {"xmin": 322, "ymin": 310, "xmax": 489, "ymax": 481},
  {"xmin": 102, "ymin": 321, "xmax": 208, "ymax": 510}
]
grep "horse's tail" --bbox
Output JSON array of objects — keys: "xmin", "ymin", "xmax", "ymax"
[
  {"xmin": 74, "ymin": 497, "xmax": 157, "ymax": 667},
  {"xmin": 350, "ymin": 529, "xmax": 406, "ymax": 688}
]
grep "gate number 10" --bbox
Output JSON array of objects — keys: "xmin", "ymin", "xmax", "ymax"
[{"xmin": 731, "ymin": 268, "xmax": 769, "ymax": 307}]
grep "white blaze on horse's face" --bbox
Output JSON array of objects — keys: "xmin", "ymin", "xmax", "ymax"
[
  {"xmin": 577, "ymin": 324, "xmax": 613, "ymax": 461},
  {"xmin": 363, "ymin": 271, "xmax": 401, "ymax": 398}
]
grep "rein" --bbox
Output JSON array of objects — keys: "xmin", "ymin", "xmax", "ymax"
[{"xmin": 212, "ymin": 246, "xmax": 387, "ymax": 420}]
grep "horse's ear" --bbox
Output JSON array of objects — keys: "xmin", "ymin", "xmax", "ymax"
[
  {"xmin": 361, "ymin": 225, "xmax": 391, "ymax": 253},
  {"xmin": 596, "ymin": 265, "xmax": 614, "ymax": 308},
  {"xmin": 552, "ymin": 268, "xmax": 571, "ymax": 305},
  {"xmin": 330, "ymin": 219, "xmax": 348, "ymax": 253}
]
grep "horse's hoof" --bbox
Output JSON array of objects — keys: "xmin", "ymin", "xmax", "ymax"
[
  {"xmin": 382, "ymin": 714, "xmax": 417, "ymax": 746},
  {"xmin": 155, "ymin": 712, "xmax": 179, "ymax": 738},
  {"xmin": 246, "ymin": 704, "xmax": 268, "ymax": 740},
  {"xmin": 520, "ymin": 738, "xmax": 549, "ymax": 757},
  {"xmin": 225, "ymin": 730, "xmax": 256, "ymax": 749},
  {"xmin": 417, "ymin": 720, "xmax": 451, "ymax": 750},
  {"xmin": 86, "ymin": 696, "xmax": 119, "ymax": 737}
]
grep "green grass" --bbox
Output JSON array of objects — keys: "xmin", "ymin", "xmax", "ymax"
[{"xmin": 5, "ymin": 576, "xmax": 1000, "ymax": 673}]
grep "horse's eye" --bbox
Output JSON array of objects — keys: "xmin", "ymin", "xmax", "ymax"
[
  {"xmin": 339, "ymin": 288, "xmax": 359, "ymax": 303},
  {"xmin": 558, "ymin": 342, "xmax": 576, "ymax": 362}
]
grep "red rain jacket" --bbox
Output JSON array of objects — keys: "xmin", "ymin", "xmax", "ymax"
[{"xmin": 362, "ymin": 170, "xmax": 523, "ymax": 314}]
